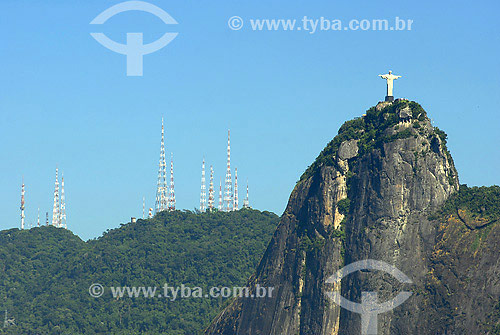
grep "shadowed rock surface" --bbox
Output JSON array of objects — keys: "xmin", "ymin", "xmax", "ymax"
[{"xmin": 205, "ymin": 100, "xmax": 500, "ymax": 335}]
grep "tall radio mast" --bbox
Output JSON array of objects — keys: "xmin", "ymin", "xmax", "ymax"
[
  {"xmin": 143, "ymin": 197, "xmax": 145, "ymax": 219},
  {"xmin": 243, "ymin": 181, "xmax": 250, "ymax": 209},
  {"xmin": 233, "ymin": 168, "xmax": 238, "ymax": 211},
  {"xmin": 168, "ymin": 153, "xmax": 176, "ymax": 211},
  {"xmin": 155, "ymin": 118, "xmax": 168, "ymax": 213},
  {"xmin": 208, "ymin": 166, "xmax": 214, "ymax": 211},
  {"xmin": 224, "ymin": 130, "xmax": 233, "ymax": 212},
  {"xmin": 60, "ymin": 174, "xmax": 66, "ymax": 229},
  {"xmin": 200, "ymin": 159, "xmax": 206, "ymax": 212},
  {"xmin": 218, "ymin": 180, "xmax": 223, "ymax": 211},
  {"xmin": 52, "ymin": 168, "xmax": 60, "ymax": 227},
  {"xmin": 20, "ymin": 179, "xmax": 25, "ymax": 230}
]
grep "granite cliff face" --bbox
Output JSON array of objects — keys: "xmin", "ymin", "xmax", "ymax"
[{"xmin": 205, "ymin": 100, "xmax": 500, "ymax": 335}]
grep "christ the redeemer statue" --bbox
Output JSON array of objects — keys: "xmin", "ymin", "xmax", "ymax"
[{"xmin": 379, "ymin": 70, "xmax": 401, "ymax": 102}]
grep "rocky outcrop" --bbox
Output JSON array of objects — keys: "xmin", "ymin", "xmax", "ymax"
[
  {"xmin": 338, "ymin": 139, "xmax": 359, "ymax": 160},
  {"xmin": 205, "ymin": 100, "xmax": 500, "ymax": 334}
]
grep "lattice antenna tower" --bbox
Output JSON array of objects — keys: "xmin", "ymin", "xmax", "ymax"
[
  {"xmin": 168, "ymin": 153, "xmax": 176, "ymax": 211},
  {"xmin": 200, "ymin": 159, "xmax": 206, "ymax": 212},
  {"xmin": 218, "ymin": 180, "xmax": 223, "ymax": 211},
  {"xmin": 52, "ymin": 167, "xmax": 60, "ymax": 227},
  {"xmin": 233, "ymin": 168, "xmax": 238, "ymax": 210},
  {"xmin": 142, "ymin": 197, "xmax": 145, "ymax": 219},
  {"xmin": 224, "ymin": 130, "xmax": 233, "ymax": 212},
  {"xmin": 60, "ymin": 173, "xmax": 66, "ymax": 229},
  {"xmin": 20, "ymin": 178, "xmax": 25, "ymax": 229},
  {"xmin": 20, "ymin": 177, "xmax": 25, "ymax": 229},
  {"xmin": 155, "ymin": 118, "xmax": 168, "ymax": 213},
  {"xmin": 208, "ymin": 166, "xmax": 214, "ymax": 211},
  {"xmin": 243, "ymin": 180, "xmax": 250, "ymax": 209}
]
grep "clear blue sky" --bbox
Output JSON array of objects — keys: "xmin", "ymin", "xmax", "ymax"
[{"xmin": 1, "ymin": 0, "xmax": 499, "ymax": 240}]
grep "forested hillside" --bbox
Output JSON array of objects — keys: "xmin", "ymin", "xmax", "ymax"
[{"xmin": 0, "ymin": 209, "xmax": 278, "ymax": 334}]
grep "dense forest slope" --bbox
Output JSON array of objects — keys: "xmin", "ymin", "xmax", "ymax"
[
  {"xmin": 205, "ymin": 100, "xmax": 500, "ymax": 335},
  {"xmin": 0, "ymin": 209, "xmax": 278, "ymax": 334}
]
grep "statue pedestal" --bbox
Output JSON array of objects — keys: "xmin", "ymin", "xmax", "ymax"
[{"xmin": 385, "ymin": 96, "xmax": 394, "ymax": 102}]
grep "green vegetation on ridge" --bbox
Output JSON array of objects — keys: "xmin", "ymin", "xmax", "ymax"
[
  {"xmin": 434, "ymin": 184, "xmax": 500, "ymax": 221},
  {"xmin": 299, "ymin": 100, "xmax": 453, "ymax": 181},
  {"xmin": 0, "ymin": 209, "xmax": 278, "ymax": 335}
]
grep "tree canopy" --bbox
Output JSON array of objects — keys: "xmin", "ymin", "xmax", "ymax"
[{"xmin": 0, "ymin": 209, "xmax": 279, "ymax": 334}]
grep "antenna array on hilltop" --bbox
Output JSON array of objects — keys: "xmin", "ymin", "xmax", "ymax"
[
  {"xmin": 153, "ymin": 119, "xmax": 177, "ymax": 215},
  {"xmin": 52, "ymin": 168, "xmax": 67, "ymax": 228},
  {"xmin": 16, "ymin": 118, "xmax": 253, "ymax": 231},
  {"xmin": 19, "ymin": 167, "xmax": 69, "ymax": 230},
  {"xmin": 198, "ymin": 129, "xmax": 249, "ymax": 213},
  {"xmin": 148, "ymin": 119, "xmax": 250, "ymax": 216}
]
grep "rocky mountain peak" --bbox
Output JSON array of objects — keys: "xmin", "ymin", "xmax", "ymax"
[{"xmin": 205, "ymin": 101, "xmax": 470, "ymax": 335}]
